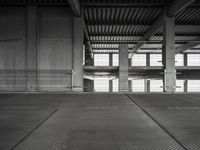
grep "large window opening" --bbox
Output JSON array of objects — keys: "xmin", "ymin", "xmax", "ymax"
[
  {"xmin": 94, "ymin": 77, "xmax": 109, "ymax": 92},
  {"xmin": 94, "ymin": 54, "xmax": 109, "ymax": 66},
  {"xmin": 188, "ymin": 54, "xmax": 200, "ymax": 66},
  {"xmin": 131, "ymin": 79, "xmax": 145, "ymax": 92},
  {"xmin": 131, "ymin": 54, "xmax": 146, "ymax": 66},
  {"xmin": 150, "ymin": 54, "xmax": 162, "ymax": 66}
]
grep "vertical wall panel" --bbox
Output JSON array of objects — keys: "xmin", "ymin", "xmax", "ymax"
[
  {"xmin": 0, "ymin": 7, "xmax": 26, "ymax": 91},
  {"xmin": 37, "ymin": 7, "xmax": 73, "ymax": 91}
]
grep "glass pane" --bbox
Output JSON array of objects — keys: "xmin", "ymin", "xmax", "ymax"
[
  {"xmin": 94, "ymin": 54, "xmax": 109, "ymax": 66},
  {"xmin": 132, "ymin": 54, "xmax": 146, "ymax": 66},
  {"xmin": 132, "ymin": 79, "xmax": 145, "ymax": 92},
  {"xmin": 176, "ymin": 80, "xmax": 184, "ymax": 92},
  {"xmin": 150, "ymin": 80, "xmax": 163, "ymax": 92},
  {"xmin": 150, "ymin": 54, "xmax": 162, "ymax": 66},
  {"xmin": 188, "ymin": 54, "xmax": 200, "ymax": 66},
  {"xmin": 175, "ymin": 54, "xmax": 184, "ymax": 66},
  {"xmin": 94, "ymin": 77, "xmax": 109, "ymax": 92},
  {"xmin": 113, "ymin": 54, "xmax": 119, "ymax": 66},
  {"xmin": 188, "ymin": 80, "xmax": 200, "ymax": 92},
  {"xmin": 112, "ymin": 78, "xmax": 119, "ymax": 92}
]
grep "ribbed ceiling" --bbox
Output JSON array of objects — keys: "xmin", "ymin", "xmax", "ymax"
[{"xmin": 83, "ymin": 0, "xmax": 200, "ymax": 54}]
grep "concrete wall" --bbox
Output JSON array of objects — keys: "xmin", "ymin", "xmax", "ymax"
[
  {"xmin": 0, "ymin": 6, "xmax": 75, "ymax": 91},
  {"xmin": 38, "ymin": 7, "xmax": 73, "ymax": 91},
  {"xmin": 0, "ymin": 7, "xmax": 26, "ymax": 91}
]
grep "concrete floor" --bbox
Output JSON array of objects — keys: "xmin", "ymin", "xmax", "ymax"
[{"xmin": 0, "ymin": 94, "xmax": 199, "ymax": 150}]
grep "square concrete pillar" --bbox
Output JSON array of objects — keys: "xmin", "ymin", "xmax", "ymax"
[
  {"xmin": 128, "ymin": 80, "xmax": 132, "ymax": 92},
  {"xmin": 184, "ymin": 53, "xmax": 188, "ymax": 66},
  {"xmin": 26, "ymin": 6, "xmax": 37, "ymax": 91},
  {"xmin": 184, "ymin": 80, "xmax": 188, "ymax": 92},
  {"xmin": 163, "ymin": 16, "xmax": 176, "ymax": 92},
  {"xmin": 119, "ymin": 44, "xmax": 129, "ymax": 92},
  {"xmin": 145, "ymin": 79, "xmax": 150, "ymax": 93},
  {"xmin": 72, "ymin": 16, "xmax": 84, "ymax": 92},
  {"xmin": 146, "ymin": 53, "xmax": 150, "ymax": 67},
  {"xmin": 109, "ymin": 53, "xmax": 113, "ymax": 66},
  {"xmin": 109, "ymin": 80, "xmax": 113, "ymax": 92}
]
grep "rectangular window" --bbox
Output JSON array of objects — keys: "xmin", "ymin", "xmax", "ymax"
[
  {"xmin": 176, "ymin": 80, "xmax": 184, "ymax": 92},
  {"xmin": 94, "ymin": 77, "xmax": 109, "ymax": 92},
  {"xmin": 175, "ymin": 54, "xmax": 184, "ymax": 66},
  {"xmin": 112, "ymin": 54, "xmax": 119, "ymax": 66},
  {"xmin": 94, "ymin": 54, "xmax": 109, "ymax": 66},
  {"xmin": 188, "ymin": 54, "xmax": 200, "ymax": 66},
  {"xmin": 150, "ymin": 80, "xmax": 163, "ymax": 92},
  {"xmin": 150, "ymin": 54, "xmax": 162, "ymax": 66},
  {"xmin": 132, "ymin": 79, "xmax": 145, "ymax": 92},
  {"xmin": 112, "ymin": 78, "xmax": 119, "ymax": 92},
  {"xmin": 188, "ymin": 80, "xmax": 200, "ymax": 92},
  {"xmin": 131, "ymin": 54, "xmax": 146, "ymax": 66}
]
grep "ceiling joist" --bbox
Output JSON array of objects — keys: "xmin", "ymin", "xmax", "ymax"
[{"xmin": 130, "ymin": 0, "xmax": 197, "ymax": 56}]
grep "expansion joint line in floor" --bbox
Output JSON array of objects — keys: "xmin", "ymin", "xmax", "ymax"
[
  {"xmin": 125, "ymin": 94, "xmax": 188, "ymax": 150},
  {"xmin": 9, "ymin": 109, "xmax": 58, "ymax": 150}
]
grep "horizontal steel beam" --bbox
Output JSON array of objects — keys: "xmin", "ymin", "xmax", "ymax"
[
  {"xmin": 82, "ymin": 2, "xmax": 200, "ymax": 8},
  {"xmin": 176, "ymin": 37, "xmax": 200, "ymax": 53},
  {"xmin": 131, "ymin": 0, "xmax": 197, "ymax": 54},
  {"xmin": 89, "ymin": 40, "xmax": 200, "ymax": 44}
]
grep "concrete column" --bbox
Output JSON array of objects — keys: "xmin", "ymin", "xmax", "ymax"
[
  {"xmin": 162, "ymin": 16, "xmax": 176, "ymax": 92},
  {"xmin": 147, "ymin": 80, "xmax": 150, "ymax": 92},
  {"xmin": 109, "ymin": 80, "xmax": 113, "ymax": 92},
  {"xmin": 73, "ymin": 16, "xmax": 84, "ymax": 91},
  {"xmin": 128, "ymin": 80, "xmax": 132, "ymax": 92},
  {"xmin": 146, "ymin": 53, "xmax": 150, "ymax": 67},
  {"xmin": 184, "ymin": 80, "xmax": 188, "ymax": 92},
  {"xmin": 128, "ymin": 58, "xmax": 132, "ymax": 66},
  {"xmin": 26, "ymin": 6, "xmax": 37, "ymax": 91},
  {"xmin": 184, "ymin": 53, "xmax": 188, "ymax": 66},
  {"xmin": 119, "ymin": 44, "xmax": 129, "ymax": 92},
  {"xmin": 109, "ymin": 53, "xmax": 113, "ymax": 66}
]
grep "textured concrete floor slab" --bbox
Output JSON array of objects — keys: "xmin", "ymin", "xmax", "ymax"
[
  {"xmin": 128, "ymin": 94, "xmax": 200, "ymax": 150},
  {"xmin": 0, "ymin": 94, "xmax": 185, "ymax": 150}
]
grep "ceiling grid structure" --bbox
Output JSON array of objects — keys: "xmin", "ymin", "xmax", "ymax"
[
  {"xmin": 81, "ymin": 0, "xmax": 200, "ymax": 55},
  {"xmin": 0, "ymin": 0, "xmax": 199, "ymax": 54}
]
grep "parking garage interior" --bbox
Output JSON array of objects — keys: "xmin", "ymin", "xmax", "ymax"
[{"xmin": 0, "ymin": 0, "xmax": 200, "ymax": 149}]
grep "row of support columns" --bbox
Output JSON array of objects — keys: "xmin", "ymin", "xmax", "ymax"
[
  {"xmin": 117, "ymin": 15, "xmax": 179, "ymax": 92},
  {"xmin": 103, "ymin": 50, "xmax": 188, "ymax": 93}
]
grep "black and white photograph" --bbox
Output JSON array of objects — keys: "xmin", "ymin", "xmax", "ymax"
[{"xmin": 0, "ymin": 0, "xmax": 200, "ymax": 149}]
